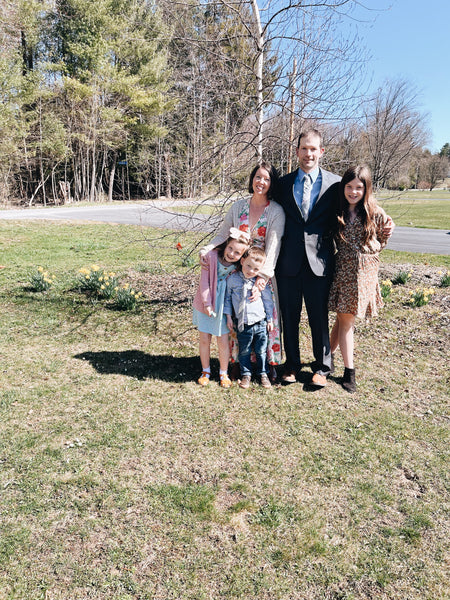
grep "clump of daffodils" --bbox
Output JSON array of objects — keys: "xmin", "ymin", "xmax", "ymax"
[
  {"xmin": 438, "ymin": 270, "xmax": 450, "ymax": 288},
  {"xmin": 380, "ymin": 279, "xmax": 393, "ymax": 300},
  {"xmin": 392, "ymin": 269, "xmax": 412, "ymax": 285},
  {"xmin": 115, "ymin": 283, "xmax": 143, "ymax": 310},
  {"xmin": 408, "ymin": 287, "xmax": 436, "ymax": 307},
  {"xmin": 29, "ymin": 266, "xmax": 56, "ymax": 291},
  {"xmin": 78, "ymin": 265, "xmax": 118, "ymax": 299}
]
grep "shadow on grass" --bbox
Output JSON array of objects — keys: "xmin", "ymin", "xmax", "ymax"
[
  {"xmin": 302, "ymin": 374, "xmax": 343, "ymax": 393},
  {"xmin": 74, "ymin": 349, "xmax": 206, "ymax": 382},
  {"xmin": 74, "ymin": 352, "xmax": 343, "ymax": 388}
]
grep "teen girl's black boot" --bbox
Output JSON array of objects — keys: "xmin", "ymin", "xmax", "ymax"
[{"xmin": 342, "ymin": 367, "xmax": 356, "ymax": 393}]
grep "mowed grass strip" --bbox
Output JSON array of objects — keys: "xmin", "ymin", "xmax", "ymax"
[
  {"xmin": 0, "ymin": 221, "xmax": 449, "ymax": 600},
  {"xmin": 376, "ymin": 193, "xmax": 450, "ymax": 229}
]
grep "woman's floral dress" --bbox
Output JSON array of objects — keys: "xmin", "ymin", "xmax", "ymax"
[
  {"xmin": 328, "ymin": 210, "xmax": 390, "ymax": 319},
  {"xmin": 228, "ymin": 201, "xmax": 282, "ymax": 365}
]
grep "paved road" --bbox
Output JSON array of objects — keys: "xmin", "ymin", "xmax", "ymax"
[
  {"xmin": 0, "ymin": 203, "xmax": 210, "ymax": 231},
  {"xmin": 0, "ymin": 203, "xmax": 449, "ymax": 255},
  {"xmin": 386, "ymin": 226, "xmax": 450, "ymax": 255}
]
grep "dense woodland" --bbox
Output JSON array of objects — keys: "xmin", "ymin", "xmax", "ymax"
[{"xmin": 1, "ymin": 0, "xmax": 448, "ymax": 206}]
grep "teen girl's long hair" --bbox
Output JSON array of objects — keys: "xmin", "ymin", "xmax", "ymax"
[{"xmin": 337, "ymin": 165, "xmax": 377, "ymax": 246}]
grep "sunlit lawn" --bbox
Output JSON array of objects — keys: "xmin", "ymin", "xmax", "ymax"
[
  {"xmin": 376, "ymin": 194, "xmax": 450, "ymax": 229},
  {"xmin": 0, "ymin": 221, "xmax": 449, "ymax": 600}
]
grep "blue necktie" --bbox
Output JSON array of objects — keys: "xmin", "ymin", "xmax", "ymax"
[{"xmin": 301, "ymin": 174, "xmax": 312, "ymax": 220}]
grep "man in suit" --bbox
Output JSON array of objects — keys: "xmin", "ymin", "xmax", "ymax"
[{"xmin": 275, "ymin": 128, "xmax": 340, "ymax": 387}]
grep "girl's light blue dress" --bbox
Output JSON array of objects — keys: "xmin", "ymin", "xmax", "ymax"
[{"xmin": 193, "ymin": 262, "xmax": 236, "ymax": 336}]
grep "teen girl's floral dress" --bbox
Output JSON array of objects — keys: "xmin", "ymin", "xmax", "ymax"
[
  {"xmin": 228, "ymin": 201, "xmax": 282, "ymax": 365},
  {"xmin": 328, "ymin": 210, "xmax": 390, "ymax": 319}
]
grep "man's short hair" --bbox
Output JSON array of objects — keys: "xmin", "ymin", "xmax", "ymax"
[{"xmin": 297, "ymin": 128, "xmax": 323, "ymax": 148}]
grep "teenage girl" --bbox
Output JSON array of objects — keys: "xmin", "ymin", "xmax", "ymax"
[
  {"xmin": 193, "ymin": 227, "xmax": 250, "ymax": 388},
  {"xmin": 328, "ymin": 165, "xmax": 394, "ymax": 392}
]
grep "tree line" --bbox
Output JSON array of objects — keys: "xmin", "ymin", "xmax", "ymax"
[{"xmin": 1, "ymin": 0, "xmax": 448, "ymax": 206}]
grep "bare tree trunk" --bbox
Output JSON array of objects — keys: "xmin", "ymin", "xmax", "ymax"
[
  {"xmin": 97, "ymin": 149, "xmax": 107, "ymax": 201},
  {"xmin": 29, "ymin": 175, "xmax": 50, "ymax": 206},
  {"xmin": 38, "ymin": 97, "xmax": 47, "ymax": 206},
  {"xmin": 39, "ymin": 160, "xmax": 46, "ymax": 206},
  {"xmin": 221, "ymin": 103, "xmax": 229, "ymax": 192},
  {"xmin": 89, "ymin": 146, "xmax": 96, "ymax": 202},
  {"xmin": 84, "ymin": 148, "xmax": 89, "ymax": 200},
  {"xmin": 108, "ymin": 153, "xmax": 117, "ymax": 202},
  {"xmin": 186, "ymin": 137, "xmax": 191, "ymax": 198},
  {"xmin": 195, "ymin": 97, "xmax": 203, "ymax": 198},
  {"xmin": 164, "ymin": 152, "xmax": 172, "ymax": 198},
  {"xmin": 73, "ymin": 149, "xmax": 82, "ymax": 201},
  {"xmin": 250, "ymin": 0, "xmax": 264, "ymax": 160},
  {"xmin": 157, "ymin": 140, "xmax": 162, "ymax": 198},
  {"xmin": 288, "ymin": 58, "xmax": 297, "ymax": 173},
  {"xmin": 125, "ymin": 143, "xmax": 131, "ymax": 201},
  {"xmin": 51, "ymin": 168, "xmax": 57, "ymax": 203}
]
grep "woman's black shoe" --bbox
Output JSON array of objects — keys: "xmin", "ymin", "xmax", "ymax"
[{"xmin": 342, "ymin": 367, "xmax": 356, "ymax": 393}]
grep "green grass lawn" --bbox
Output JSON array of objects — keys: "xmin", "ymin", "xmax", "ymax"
[
  {"xmin": 0, "ymin": 221, "xmax": 449, "ymax": 599},
  {"xmin": 376, "ymin": 194, "xmax": 450, "ymax": 229},
  {"xmin": 376, "ymin": 189, "xmax": 450, "ymax": 200}
]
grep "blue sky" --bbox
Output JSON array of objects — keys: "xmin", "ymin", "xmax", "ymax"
[{"xmin": 351, "ymin": 0, "xmax": 449, "ymax": 152}]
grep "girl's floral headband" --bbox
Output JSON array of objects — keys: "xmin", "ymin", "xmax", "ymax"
[{"xmin": 229, "ymin": 227, "xmax": 250, "ymax": 245}]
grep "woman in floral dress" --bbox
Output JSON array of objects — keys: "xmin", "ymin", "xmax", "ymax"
[
  {"xmin": 328, "ymin": 165, "xmax": 393, "ymax": 392},
  {"xmin": 200, "ymin": 161, "xmax": 285, "ymax": 381}
]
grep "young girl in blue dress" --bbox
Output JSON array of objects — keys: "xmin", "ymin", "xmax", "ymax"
[{"xmin": 193, "ymin": 228, "xmax": 250, "ymax": 388}]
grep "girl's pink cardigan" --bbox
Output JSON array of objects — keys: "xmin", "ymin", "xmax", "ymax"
[{"xmin": 192, "ymin": 249, "xmax": 218, "ymax": 314}]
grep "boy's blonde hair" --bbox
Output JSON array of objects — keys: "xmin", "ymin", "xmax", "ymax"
[{"xmin": 242, "ymin": 246, "xmax": 266, "ymax": 264}]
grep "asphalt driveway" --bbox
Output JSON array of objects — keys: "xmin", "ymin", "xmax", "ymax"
[{"xmin": 0, "ymin": 202, "xmax": 449, "ymax": 255}]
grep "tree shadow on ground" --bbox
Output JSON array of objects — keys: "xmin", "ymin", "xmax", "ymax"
[{"xmin": 74, "ymin": 350, "xmax": 207, "ymax": 382}]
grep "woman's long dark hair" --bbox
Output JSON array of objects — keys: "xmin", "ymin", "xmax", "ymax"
[
  {"xmin": 247, "ymin": 160, "xmax": 279, "ymax": 200},
  {"xmin": 337, "ymin": 165, "xmax": 377, "ymax": 246}
]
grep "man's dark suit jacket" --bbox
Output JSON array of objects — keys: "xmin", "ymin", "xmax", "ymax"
[{"xmin": 275, "ymin": 167, "xmax": 341, "ymax": 278}]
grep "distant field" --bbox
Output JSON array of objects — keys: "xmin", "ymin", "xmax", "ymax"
[
  {"xmin": 376, "ymin": 191, "xmax": 450, "ymax": 229},
  {"xmin": 377, "ymin": 190, "xmax": 450, "ymax": 200}
]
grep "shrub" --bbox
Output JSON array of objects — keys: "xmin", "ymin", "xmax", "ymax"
[
  {"xmin": 417, "ymin": 180, "xmax": 430, "ymax": 190},
  {"xmin": 181, "ymin": 254, "xmax": 196, "ymax": 268},
  {"xmin": 408, "ymin": 287, "xmax": 436, "ymax": 307},
  {"xmin": 176, "ymin": 242, "xmax": 197, "ymax": 268},
  {"xmin": 114, "ymin": 284, "xmax": 142, "ymax": 310},
  {"xmin": 392, "ymin": 270, "xmax": 412, "ymax": 285},
  {"xmin": 29, "ymin": 266, "xmax": 56, "ymax": 292},
  {"xmin": 380, "ymin": 279, "xmax": 393, "ymax": 300},
  {"xmin": 78, "ymin": 265, "xmax": 119, "ymax": 299},
  {"xmin": 438, "ymin": 270, "xmax": 450, "ymax": 287}
]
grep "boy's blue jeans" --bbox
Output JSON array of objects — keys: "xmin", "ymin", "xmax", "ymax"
[{"xmin": 236, "ymin": 320, "xmax": 268, "ymax": 377}]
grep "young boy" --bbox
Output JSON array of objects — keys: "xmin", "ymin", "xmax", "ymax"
[{"xmin": 224, "ymin": 246, "xmax": 274, "ymax": 389}]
